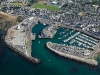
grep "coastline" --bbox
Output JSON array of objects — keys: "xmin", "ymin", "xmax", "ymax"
[
  {"xmin": 3, "ymin": 15, "xmax": 100, "ymax": 65},
  {"xmin": 0, "ymin": 1, "xmax": 100, "ymax": 74}
]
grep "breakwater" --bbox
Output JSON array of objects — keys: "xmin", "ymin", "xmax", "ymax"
[
  {"xmin": 4, "ymin": 35, "xmax": 40, "ymax": 64},
  {"xmin": 46, "ymin": 42, "xmax": 98, "ymax": 66},
  {"xmin": 4, "ymin": 17, "xmax": 41, "ymax": 64}
]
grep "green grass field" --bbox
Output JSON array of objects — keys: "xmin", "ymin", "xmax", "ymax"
[{"xmin": 32, "ymin": 3, "xmax": 60, "ymax": 11}]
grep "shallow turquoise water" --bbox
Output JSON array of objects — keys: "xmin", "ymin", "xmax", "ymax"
[{"xmin": 0, "ymin": 23, "xmax": 100, "ymax": 75}]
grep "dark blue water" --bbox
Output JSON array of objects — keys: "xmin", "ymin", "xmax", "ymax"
[{"xmin": 0, "ymin": 23, "xmax": 100, "ymax": 75}]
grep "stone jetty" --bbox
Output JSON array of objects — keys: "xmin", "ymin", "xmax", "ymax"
[{"xmin": 46, "ymin": 42, "xmax": 98, "ymax": 66}]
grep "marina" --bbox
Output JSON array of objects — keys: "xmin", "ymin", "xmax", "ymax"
[{"xmin": 63, "ymin": 32, "xmax": 80, "ymax": 43}]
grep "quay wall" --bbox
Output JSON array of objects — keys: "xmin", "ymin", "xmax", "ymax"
[{"xmin": 46, "ymin": 42, "xmax": 98, "ymax": 66}]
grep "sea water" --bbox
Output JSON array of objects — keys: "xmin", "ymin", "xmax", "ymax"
[{"xmin": 0, "ymin": 23, "xmax": 100, "ymax": 75}]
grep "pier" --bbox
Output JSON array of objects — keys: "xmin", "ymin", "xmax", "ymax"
[{"xmin": 63, "ymin": 32, "xmax": 80, "ymax": 42}]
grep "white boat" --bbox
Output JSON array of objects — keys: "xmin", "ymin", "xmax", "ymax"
[
  {"xmin": 43, "ymin": 23, "xmax": 46, "ymax": 25},
  {"xmin": 38, "ymin": 41, "xmax": 40, "ymax": 44},
  {"xmin": 58, "ymin": 38, "xmax": 61, "ymax": 39}
]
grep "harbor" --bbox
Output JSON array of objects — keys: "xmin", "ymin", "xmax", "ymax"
[
  {"xmin": 4, "ymin": 16, "xmax": 100, "ymax": 65},
  {"xmin": 0, "ymin": 0, "xmax": 100, "ymax": 75},
  {"xmin": 1, "ymin": 22, "xmax": 100, "ymax": 75}
]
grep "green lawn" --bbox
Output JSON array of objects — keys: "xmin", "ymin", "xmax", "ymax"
[{"xmin": 32, "ymin": 3, "xmax": 60, "ymax": 11}]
